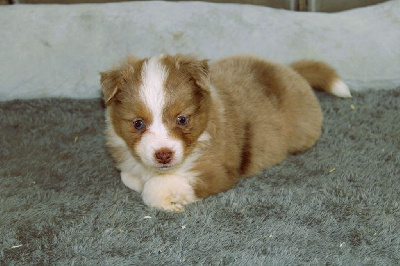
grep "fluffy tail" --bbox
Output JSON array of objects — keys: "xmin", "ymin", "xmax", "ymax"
[{"xmin": 291, "ymin": 60, "xmax": 352, "ymax": 98}]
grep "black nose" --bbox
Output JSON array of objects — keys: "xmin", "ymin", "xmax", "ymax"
[{"xmin": 155, "ymin": 149, "xmax": 174, "ymax": 164}]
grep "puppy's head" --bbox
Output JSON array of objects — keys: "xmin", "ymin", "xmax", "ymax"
[{"xmin": 101, "ymin": 54, "xmax": 211, "ymax": 172}]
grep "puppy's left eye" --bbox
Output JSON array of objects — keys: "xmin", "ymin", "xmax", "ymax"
[{"xmin": 177, "ymin": 116, "xmax": 188, "ymax": 126}]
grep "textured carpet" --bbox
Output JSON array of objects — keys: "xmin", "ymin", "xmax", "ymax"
[{"xmin": 1, "ymin": 89, "xmax": 399, "ymax": 265}]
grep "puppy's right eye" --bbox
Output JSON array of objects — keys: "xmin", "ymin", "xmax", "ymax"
[
  {"xmin": 133, "ymin": 119, "xmax": 145, "ymax": 130},
  {"xmin": 177, "ymin": 115, "xmax": 188, "ymax": 126}
]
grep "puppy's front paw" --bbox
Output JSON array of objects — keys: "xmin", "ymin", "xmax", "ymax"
[{"xmin": 141, "ymin": 175, "xmax": 197, "ymax": 212}]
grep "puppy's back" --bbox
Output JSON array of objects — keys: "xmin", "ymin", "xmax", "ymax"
[{"xmin": 209, "ymin": 56, "xmax": 324, "ymax": 176}]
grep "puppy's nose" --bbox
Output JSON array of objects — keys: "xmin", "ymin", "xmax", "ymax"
[{"xmin": 155, "ymin": 148, "xmax": 174, "ymax": 164}]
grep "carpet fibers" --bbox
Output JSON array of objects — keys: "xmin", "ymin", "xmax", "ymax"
[{"xmin": 1, "ymin": 89, "xmax": 399, "ymax": 265}]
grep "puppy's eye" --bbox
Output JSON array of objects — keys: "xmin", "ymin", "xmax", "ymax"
[
  {"xmin": 133, "ymin": 119, "xmax": 145, "ymax": 130},
  {"xmin": 177, "ymin": 116, "xmax": 188, "ymax": 126}
]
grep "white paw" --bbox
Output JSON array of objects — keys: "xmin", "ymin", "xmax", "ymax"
[
  {"xmin": 121, "ymin": 172, "xmax": 144, "ymax": 192},
  {"xmin": 141, "ymin": 175, "xmax": 197, "ymax": 212}
]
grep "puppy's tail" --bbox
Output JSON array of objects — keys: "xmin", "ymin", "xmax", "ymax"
[{"xmin": 291, "ymin": 60, "xmax": 352, "ymax": 98}]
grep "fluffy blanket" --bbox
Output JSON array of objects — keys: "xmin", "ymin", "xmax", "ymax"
[
  {"xmin": 0, "ymin": 0, "xmax": 399, "ymax": 101},
  {"xmin": 1, "ymin": 89, "xmax": 399, "ymax": 264}
]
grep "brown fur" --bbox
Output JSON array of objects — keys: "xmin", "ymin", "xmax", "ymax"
[
  {"xmin": 190, "ymin": 56, "xmax": 327, "ymax": 198},
  {"xmin": 101, "ymin": 54, "xmax": 344, "ymax": 203},
  {"xmin": 291, "ymin": 60, "xmax": 340, "ymax": 93}
]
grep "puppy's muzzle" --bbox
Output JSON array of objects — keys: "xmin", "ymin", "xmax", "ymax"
[{"xmin": 154, "ymin": 148, "xmax": 174, "ymax": 164}]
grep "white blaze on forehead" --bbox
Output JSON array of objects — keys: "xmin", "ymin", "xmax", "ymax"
[
  {"xmin": 140, "ymin": 56, "xmax": 169, "ymax": 138},
  {"xmin": 137, "ymin": 56, "xmax": 184, "ymax": 168},
  {"xmin": 140, "ymin": 56, "xmax": 168, "ymax": 120}
]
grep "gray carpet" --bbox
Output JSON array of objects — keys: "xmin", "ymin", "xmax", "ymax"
[{"xmin": 1, "ymin": 89, "xmax": 399, "ymax": 265}]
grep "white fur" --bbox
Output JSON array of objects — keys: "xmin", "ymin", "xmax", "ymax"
[
  {"xmin": 107, "ymin": 117, "xmax": 202, "ymax": 211},
  {"xmin": 138, "ymin": 140, "xmax": 205, "ymax": 211},
  {"xmin": 331, "ymin": 79, "xmax": 352, "ymax": 98},
  {"xmin": 140, "ymin": 56, "xmax": 167, "ymax": 113},
  {"xmin": 198, "ymin": 131, "xmax": 211, "ymax": 143},
  {"xmin": 136, "ymin": 56, "xmax": 184, "ymax": 169},
  {"xmin": 121, "ymin": 172, "xmax": 144, "ymax": 192},
  {"xmin": 135, "ymin": 129, "xmax": 184, "ymax": 169},
  {"xmin": 105, "ymin": 110, "xmax": 147, "ymax": 192},
  {"xmin": 142, "ymin": 173, "xmax": 198, "ymax": 212}
]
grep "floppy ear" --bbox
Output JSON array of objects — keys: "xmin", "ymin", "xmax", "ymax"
[
  {"xmin": 174, "ymin": 54, "xmax": 210, "ymax": 91},
  {"xmin": 100, "ymin": 55, "xmax": 140, "ymax": 104},
  {"xmin": 100, "ymin": 69, "xmax": 121, "ymax": 104}
]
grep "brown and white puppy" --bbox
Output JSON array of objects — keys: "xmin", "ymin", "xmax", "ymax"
[{"xmin": 100, "ymin": 54, "xmax": 351, "ymax": 211}]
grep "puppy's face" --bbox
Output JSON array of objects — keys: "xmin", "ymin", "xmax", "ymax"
[{"xmin": 101, "ymin": 54, "xmax": 211, "ymax": 172}]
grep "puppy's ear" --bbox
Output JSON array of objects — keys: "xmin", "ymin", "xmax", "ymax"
[
  {"xmin": 100, "ymin": 55, "xmax": 140, "ymax": 104},
  {"xmin": 100, "ymin": 69, "xmax": 121, "ymax": 104},
  {"xmin": 174, "ymin": 54, "xmax": 210, "ymax": 91}
]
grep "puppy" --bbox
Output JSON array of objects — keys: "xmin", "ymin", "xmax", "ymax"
[{"xmin": 100, "ymin": 54, "xmax": 351, "ymax": 211}]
